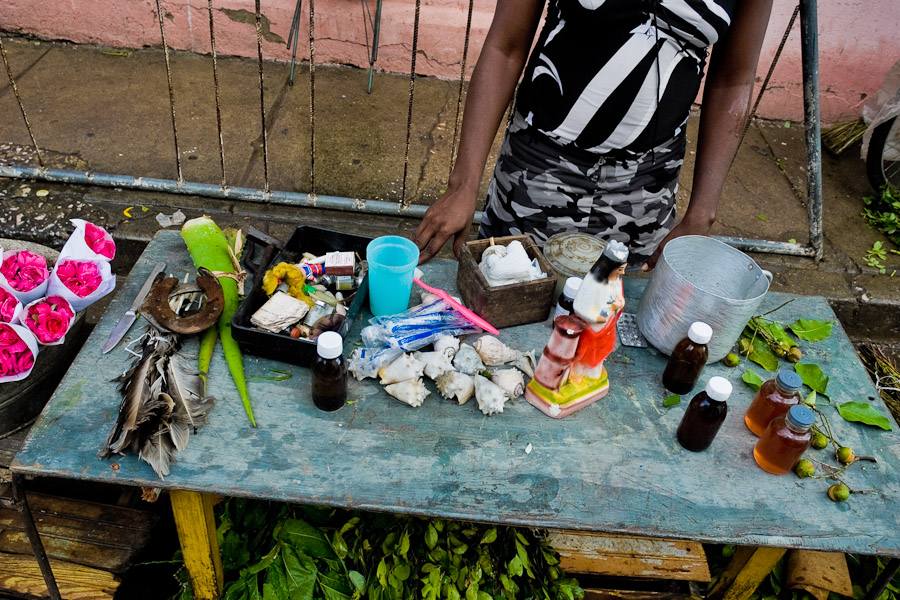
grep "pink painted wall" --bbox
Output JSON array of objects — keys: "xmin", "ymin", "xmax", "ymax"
[{"xmin": 1, "ymin": 0, "xmax": 898, "ymax": 123}]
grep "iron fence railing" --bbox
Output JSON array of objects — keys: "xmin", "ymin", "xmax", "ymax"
[{"xmin": 1, "ymin": 0, "xmax": 822, "ymax": 260}]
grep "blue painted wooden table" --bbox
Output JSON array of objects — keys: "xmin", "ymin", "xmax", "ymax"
[{"xmin": 12, "ymin": 231, "xmax": 900, "ymax": 599}]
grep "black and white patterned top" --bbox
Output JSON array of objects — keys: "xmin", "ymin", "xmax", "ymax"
[{"xmin": 517, "ymin": 0, "xmax": 737, "ymax": 154}]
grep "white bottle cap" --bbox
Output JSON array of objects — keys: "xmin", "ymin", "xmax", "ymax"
[
  {"xmin": 705, "ymin": 376, "xmax": 732, "ymax": 402},
  {"xmin": 317, "ymin": 331, "xmax": 343, "ymax": 360},
  {"xmin": 563, "ymin": 277, "xmax": 583, "ymax": 298},
  {"xmin": 688, "ymin": 321, "xmax": 713, "ymax": 345}
]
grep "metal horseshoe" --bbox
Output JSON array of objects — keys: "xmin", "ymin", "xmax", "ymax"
[{"xmin": 146, "ymin": 267, "xmax": 225, "ymax": 334}]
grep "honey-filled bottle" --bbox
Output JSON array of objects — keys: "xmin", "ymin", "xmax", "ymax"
[
  {"xmin": 662, "ymin": 322, "xmax": 712, "ymax": 394},
  {"xmin": 312, "ymin": 331, "xmax": 348, "ymax": 412},
  {"xmin": 744, "ymin": 369, "xmax": 803, "ymax": 436},
  {"xmin": 676, "ymin": 376, "xmax": 731, "ymax": 452},
  {"xmin": 754, "ymin": 404, "xmax": 815, "ymax": 475}
]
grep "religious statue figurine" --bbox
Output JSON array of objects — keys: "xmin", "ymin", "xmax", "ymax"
[{"xmin": 525, "ymin": 240, "xmax": 629, "ymax": 418}]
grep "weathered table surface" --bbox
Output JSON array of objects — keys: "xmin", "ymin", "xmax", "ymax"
[{"xmin": 12, "ymin": 230, "xmax": 900, "ymax": 557}]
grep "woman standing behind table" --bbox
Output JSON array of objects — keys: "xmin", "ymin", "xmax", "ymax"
[{"xmin": 411, "ymin": 0, "xmax": 773, "ymax": 270}]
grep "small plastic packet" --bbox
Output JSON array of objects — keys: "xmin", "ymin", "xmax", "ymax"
[{"xmin": 348, "ymin": 346, "xmax": 404, "ymax": 380}]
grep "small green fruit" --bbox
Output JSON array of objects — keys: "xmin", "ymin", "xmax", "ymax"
[
  {"xmin": 793, "ymin": 459, "xmax": 815, "ymax": 478},
  {"xmin": 773, "ymin": 345, "xmax": 786, "ymax": 357},
  {"xmin": 723, "ymin": 353, "xmax": 740, "ymax": 367},
  {"xmin": 836, "ymin": 446, "xmax": 856, "ymax": 464},
  {"xmin": 811, "ymin": 432, "xmax": 828, "ymax": 450},
  {"xmin": 787, "ymin": 346, "xmax": 803, "ymax": 363},
  {"xmin": 738, "ymin": 338, "xmax": 753, "ymax": 356},
  {"xmin": 828, "ymin": 483, "xmax": 850, "ymax": 502}
]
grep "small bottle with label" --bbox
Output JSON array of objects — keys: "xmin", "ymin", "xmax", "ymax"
[
  {"xmin": 553, "ymin": 277, "xmax": 582, "ymax": 319},
  {"xmin": 744, "ymin": 369, "xmax": 803, "ymax": 436},
  {"xmin": 662, "ymin": 322, "xmax": 712, "ymax": 394},
  {"xmin": 312, "ymin": 331, "xmax": 347, "ymax": 412},
  {"xmin": 676, "ymin": 376, "xmax": 731, "ymax": 452},
  {"xmin": 754, "ymin": 404, "xmax": 815, "ymax": 475}
]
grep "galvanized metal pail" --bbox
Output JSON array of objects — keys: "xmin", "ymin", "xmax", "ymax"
[{"xmin": 635, "ymin": 236, "xmax": 773, "ymax": 362}]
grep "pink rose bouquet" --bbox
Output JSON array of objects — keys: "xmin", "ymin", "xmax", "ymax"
[
  {"xmin": 0, "ymin": 285, "xmax": 23, "ymax": 323},
  {"xmin": 0, "ymin": 250, "xmax": 50, "ymax": 302},
  {"xmin": 60, "ymin": 219, "xmax": 116, "ymax": 262},
  {"xmin": 54, "ymin": 260, "xmax": 103, "ymax": 298},
  {"xmin": 83, "ymin": 222, "xmax": 116, "ymax": 260},
  {"xmin": 0, "ymin": 322, "xmax": 39, "ymax": 382},
  {"xmin": 47, "ymin": 256, "xmax": 115, "ymax": 312},
  {"xmin": 22, "ymin": 295, "xmax": 76, "ymax": 345}
]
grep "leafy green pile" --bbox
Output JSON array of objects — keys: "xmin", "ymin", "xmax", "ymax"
[
  {"xmin": 174, "ymin": 500, "xmax": 583, "ymax": 600},
  {"xmin": 862, "ymin": 185, "xmax": 900, "ymax": 247}
]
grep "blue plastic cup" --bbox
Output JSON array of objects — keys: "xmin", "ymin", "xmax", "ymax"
[{"xmin": 366, "ymin": 236, "xmax": 420, "ymax": 317}]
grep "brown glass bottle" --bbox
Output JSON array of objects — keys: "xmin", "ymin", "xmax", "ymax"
[
  {"xmin": 553, "ymin": 277, "xmax": 582, "ymax": 319},
  {"xmin": 676, "ymin": 376, "xmax": 731, "ymax": 452},
  {"xmin": 744, "ymin": 369, "xmax": 803, "ymax": 436},
  {"xmin": 312, "ymin": 331, "xmax": 347, "ymax": 411},
  {"xmin": 662, "ymin": 322, "xmax": 712, "ymax": 394},
  {"xmin": 754, "ymin": 404, "xmax": 815, "ymax": 474}
]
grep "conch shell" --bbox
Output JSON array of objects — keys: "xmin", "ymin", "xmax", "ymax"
[
  {"xmin": 412, "ymin": 351, "xmax": 454, "ymax": 380},
  {"xmin": 473, "ymin": 336, "xmax": 520, "ymax": 366},
  {"xmin": 452, "ymin": 344, "xmax": 484, "ymax": 375},
  {"xmin": 384, "ymin": 378, "xmax": 430, "ymax": 407},
  {"xmin": 474, "ymin": 375, "xmax": 508, "ymax": 416},
  {"xmin": 513, "ymin": 350, "xmax": 536, "ymax": 378},
  {"xmin": 490, "ymin": 369, "xmax": 525, "ymax": 399},
  {"xmin": 435, "ymin": 371, "xmax": 476, "ymax": 405},
  {"xmin": 432, "ymin": 334, "xmax": 460, "ymax": 359},
  {"xmin": 378, "ymin": 353, "xmax": 425, "ymax": 385}
]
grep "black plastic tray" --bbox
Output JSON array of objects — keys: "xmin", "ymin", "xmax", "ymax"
[{"xmin": 231, "ymin": 226, "xmax": 371, "ymax": 367}]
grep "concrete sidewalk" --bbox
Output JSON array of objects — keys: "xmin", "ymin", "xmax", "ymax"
[{"xmin": 1, "ymin": 35, "xmax": 898, "ymax": 347}]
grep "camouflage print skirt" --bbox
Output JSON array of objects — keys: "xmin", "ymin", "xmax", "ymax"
[{"xmin": 478, "ymin": 112, "xmax": 687, "ymax": 266}]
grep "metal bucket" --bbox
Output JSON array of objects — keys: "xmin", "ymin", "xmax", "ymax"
[{"xmin": 635, "ymin": 236, "xmax": 772, "ymax": 362}]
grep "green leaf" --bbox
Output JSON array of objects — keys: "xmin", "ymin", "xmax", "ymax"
[
  {"xmin": 836, "ymin": 401, "xmax": 893, "ymax": 430},
  {"xmin": 804, "ymin": 390, "xmax": 816, "ymax": 406},
  {"xmin": 319, "ymin": 570, "xmax": 352, "ymax": 600},
  {"xmin": 393, "ymin": 564, "xmax": 411, "ymax": 582},
  {"xmin": 507, "ymin": 555, "xmax": 524, "ymax": 578},
  {"xmin": 479, "ymin": 528, "xmax": 497, "ymax": 545},
  {"xmin": 398, "ymin": 532, "xmax": 410, "ymax": 558},
  {"xmin": 788, "ymin": 319, "xmax": 834, "ymax": 342},
  {"xmin": 281, "ymin": 547, "xmax": 317, "ymax": 600},
  {"xmin": 795, "ymin": 363, "xmax": 829, "ymax": 396},
  {"xmin": 742, "ymin": 369, "xmax": 764, "ymax": 392},
  {"xmin": 377, "ymin": 558, "xmax": 388, "ymax": 588},
  {"xmin": 425, "ymin": 524, "xmax": 438, "ymax": 550},
  {"xmin": 662, "ymin": 394, "xmax": 681, "ymax": 408},
  {"xmin": 349, "ymin": 571, "xmax": 366, "ymax": 592},
  {"xmin": 332, "ymin": 531, "xmax": 349, "ymax": 559},
  {"xmin": 747, "ymin": 336, "xmax": 779, "ymax": 371},
  {"xmin": 280, "ymin": 519, "xmax": 337, "ymax": 559},
  {"xmin": 761, "ymin": 321, "xmax": 797, "ymax": 349},
  {"xmin": 756, "ymin": 214, "xmax": 768, "ymax": 222}
]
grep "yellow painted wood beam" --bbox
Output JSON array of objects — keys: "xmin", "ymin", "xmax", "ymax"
[
  {"xmin": 707, "ymin": 546, "xmax": 787, "ymax": 600},
  {"xmin": 170, "ymin": 490, "xmax": 223, "ymax": 600}
]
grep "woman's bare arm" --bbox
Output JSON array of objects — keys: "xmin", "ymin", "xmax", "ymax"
[{"xmin": 411, "ymin": 0, "xmax": 545, "ymax": 264}]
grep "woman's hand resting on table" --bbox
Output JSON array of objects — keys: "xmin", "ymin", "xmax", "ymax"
[{"xmin": 411, "ymin": 185, "xmax": 478, "ymax": 265}]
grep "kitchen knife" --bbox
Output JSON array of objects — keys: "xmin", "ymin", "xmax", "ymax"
[{"xmin": 101, "ymin": 261, "xmax": 167, "ymax": 354}]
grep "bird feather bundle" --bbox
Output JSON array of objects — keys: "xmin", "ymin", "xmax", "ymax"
[{"xmin": 100, "ymin": 325, "xmax": 214, "ymax": 478}]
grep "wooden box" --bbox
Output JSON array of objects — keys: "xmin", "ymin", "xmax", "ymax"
[{"xmin": 457, "ymin": 235, "xmax": 558, "ymax": 329}]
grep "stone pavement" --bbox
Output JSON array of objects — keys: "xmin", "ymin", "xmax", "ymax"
[{"xmin": 1, "ymin": 35, "xmax": 898, "ymax": 348}]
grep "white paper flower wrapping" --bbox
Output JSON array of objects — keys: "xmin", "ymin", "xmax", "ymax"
[
  {"xmin": 0, "ymin": 321, "xmax": 40, "ymax": 383},
  {"xmin": 61, "ymin": 219, "xmax": 116, "ymax": 262},
  {"xmin": 0, "ymin": 279, "xmax": 24, "ymax": 324},
  {"xmin": 47, "ymin": 257, "xmax": 116, "ymax": 312},
  {"xmin": 17, "ymin": 295, "xmax": 77, "ymax": 346},
  {"xmin": 0, "ymin": 246, "xmax": 51, "ymax": 305}
]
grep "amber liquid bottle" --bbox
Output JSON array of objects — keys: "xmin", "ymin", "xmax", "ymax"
[
  {"xmin": 744, "ymin": 369, "xmax": 803, "ymax": 436},
  {"xmin": 312, "ymin": 331, "xmax": 347, "ymax": 412},
  {"xmin": 754, "ymin": 404, "xmax": 815, "ymax": 474},
  {"xmin": 553, "ymin": 277, "xmax": 582, "ymax": 319},
  {"xmin": 662, "ymin": 322, "xmax": 712, "ymax": 395},
  {"xmin": 676, "ymin": 376, "xmax": 732, "ymax": 452}
]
